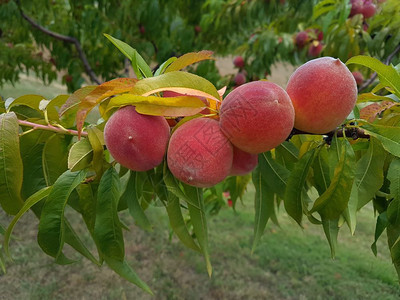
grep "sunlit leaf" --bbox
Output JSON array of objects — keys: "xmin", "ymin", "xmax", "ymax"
[
  {"xmin": 105, "ymin": 94, "xmax": 205, "ymax": 117},
  {"xmin": 68, "ymin": 138, "xmax": 93, "ymax": 171},
  {"xmin": 87, "ymin": 126, "xmax": 104, "ymax": 177},
  {"xmin": 165, "ymin": 50, "xmax": 214, "ymax": 72},
  {"xmin": 346, "ymin": 55, "xmax": 400, "ymax": 98},
  {"xmin": 131, "ymin": 71, "xmax": 220, "ymax": 101},
  {"xmin": 7, "ymin": 94, "xmax": 45, "ymax": 112},
  {"xmin": 42, "ymin": 134, "xmax": 69, "ymax": 186},
  {"xmin": 360, "ymin": 123, "xmax": 400, "ymax": 157}
]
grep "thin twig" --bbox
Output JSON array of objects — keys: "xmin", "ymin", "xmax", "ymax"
[
  {"xmin": 18, "ymin": 120, "xmax": 88, "ymax": 137},
  {"xmin": 359, "ymin": 43, "xmax": 400, "ymax": 92},
  {"xmin": 15, "ymin": 0, "xmax": 101, "ymax": 85},
  {"xmin": 287, "ymin": 127, "xmax": 369, "ymax": 143}
]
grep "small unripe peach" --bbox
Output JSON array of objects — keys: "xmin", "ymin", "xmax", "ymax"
[
  {"xmin": 219, "ymin": 81, "xmax": 295, "ymax": 154},
  {"xmin": 167, "ymin": 118, "xmax": 233, "ymax": 187},
  {"xmin": 104, "ymin": 106, "xmax": 170, "ymax": 171},
  {"xmin": 308, "ymin": 41, "xmax": 323, "ymax": 57},
  {"xmin": 286, "ymin": 57, "xmax": 357, "ymax": 134},
  {"xmin": 230, "ymin": 146, "xmax": 258, "ymax": 176},
  {"xmin": 295, "ymin": 31, "xmax": 309, "ymax": 48},
  {"xmin": 352, "ymin": 71, "xmax": 364, "ymax": 86},
  {"xmin": 233, "ymin": 56, "xmax": 245, "ymax": 69},
  {"xmin": 234, "ymin": 72, "xmax": 246, "ymax": 86}
]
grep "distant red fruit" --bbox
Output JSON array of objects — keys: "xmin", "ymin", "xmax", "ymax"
[
  {"xmin": 352, "ymin": 71, "xmax": 364, "ymax": 86},
  {"xmin": 234, "ymin": 72, "xmax": 246, "ymax": 86},
  {"xmin": 361, "ymin": 1, "xmax": 376, "ymax": 18},
  {"xmin": 65, "ymin": 75, "xmax": 73, "ymax": 83},
  {"xmin": 139, "ymin": 25, "xmax": 146, "ymax": 35},
  {"xmin": 194, "ymin": 25, "xmax": 202, "ymax": 33},
  {"xmin": 295, "ymin": 31, "xmax": 309, "ymax": 48},
  {"xmin": 308, "ymin": 41, "xmax": 323, "ymax": 57},
  {"xmin": 233, "ymin": 56, "xmax": 245, "ymax": 69},
  {"xmin": 349, "ymin": 0, "xmax": 364, "ymax": 17},
  {"xmin": 227, "ymin": 199, "xmax": 233, "ymax": 207}
]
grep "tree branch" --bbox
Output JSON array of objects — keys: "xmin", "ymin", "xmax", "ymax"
[
  {"xmin": 18, "ymin": 120, "xmax": 88, "ymax": 137},
  {"xmin": 15, "ymin": 0, "xmax": 101, "ymax": 85},
  {"xmin": 287, "ymin": 127, "xmax": 369, "ymax": 144},
  {"xmin": 359, "ymin": 43, "xmax": 400, "ymax": 92}
]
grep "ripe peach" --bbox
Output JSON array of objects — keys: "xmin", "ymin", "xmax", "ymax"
[
  {"xmin": 104, "ymin": 106, "xmax": 170, "ymax": 171},
  {"xmin": 350, "ymin": 0, "xmax": 364, "ymax": 17},
  {"xmin": 230, "ymin": 146, "xmax": 258, "ymax": 176},
  {"xmin": 219, "ymin": 81, "xmax": 295, "ymax": 154},
  {"xmin": 286, "ymin": 57, "xmax": 357, "ymax": 134},
  {"xmin": 233, "ymin": 56, "xmax": 245, "ymax": 69},
  {"xmin": 167, "ymin": 118, "xmax": 233, "ymax": 187},
  {"xmin": 362, "ymin": 1, "xmax": 376, "ymax": 18}
]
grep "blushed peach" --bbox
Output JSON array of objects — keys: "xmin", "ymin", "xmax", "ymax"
[
  {"xmin": 230, "ymin": 146, "xmax": 258, "ymax": 176},
  {"xmin": 104, "ymin": 106, "xmax": 170, "ymax": 171}
]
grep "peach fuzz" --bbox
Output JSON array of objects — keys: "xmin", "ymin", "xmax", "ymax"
[
  {"xmin": 104, "ymin": 106, "xmax": 170, "ymax": 171},
  {"xmin": 286, "ymin": 57, "xmax": 357, "ymax": 134},
  {"xmin": 230, "ymin": 146, "xmax": 258, "ymax": 176},
  {"xmin": 219, "ymin": 81, "xmax": 295, "ymax": 154},
  {"xmin": 167, "ymin": 118, "xmax": 233, "ymax": 188}
]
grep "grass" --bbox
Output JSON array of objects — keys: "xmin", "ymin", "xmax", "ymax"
[{"xmin": 1, "ymin": 77, "xmax": 400, "ymax": 299}]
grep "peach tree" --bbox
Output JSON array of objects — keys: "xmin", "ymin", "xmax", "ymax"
[{"xmin": 1, "ymin": 35, "xmax": 400, "ymax": 293}]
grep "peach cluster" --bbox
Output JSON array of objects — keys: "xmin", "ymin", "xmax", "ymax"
[{"xmin": 104, "ymin": 56, "xmax": 357, "ymax": 188}]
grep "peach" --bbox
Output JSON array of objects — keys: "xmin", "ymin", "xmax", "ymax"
[
  {"xmin": 234, "ymin": 72, "xmax": 246, "ymax": 86},
  {"xmin": 352, "ymin": 71, "xmax": 364, "ymax": 86},
  {"xmin": 295, "ymin": 31, "xmax": 309, "ymax": 48},
  {"xmin": 219, "ymin": 81, "xmax": 295, "ymax": 154},
  {"xmin": 104, "ymin": 106, "xmax": 170, "ymax": 171},
  {"xmin": 286, "ymin": 57, "xmax": 357, "ymax": 134},
  {"xmin": 230, "ymin": 146, "xmax": 258, "ymax": 176},
  {"xmin": 233, "ymin": 56, "xmax": 245, "ymax": 69},
  {"xmin": 308, "ymin": 41, "xmax": 323, "ymax": 57},
  {"xmin": 167, "ymin": 118, "xmax": 233, "ymax": 187}
]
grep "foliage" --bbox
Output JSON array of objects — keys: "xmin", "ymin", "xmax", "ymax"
[
  {"xmin": 0, "ymin": 33, "xmax": 400, "ymax": 293},
  {"xmin": 1, "ymin": 0, "xmax": 399, "ymax": 91}
]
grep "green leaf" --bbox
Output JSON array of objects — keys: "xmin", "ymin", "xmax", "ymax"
[
  {"xmin": 0, "ymin": 112, "xmax": 24, "ymax": 214},
  {"xmin": 346, "ymin": 55, "xmax": 400, "ymax": 98},
  {"xmin": 93, "ymin": 168, "xmax": 123, "ymax": 260},
  {"xmin": 165, "ymin": 51, "xmax": 214, "ymax": 73},
  {"xmin": 371, "ymin": 211, "xmax": 388, "ymax": 256},
  {"xmin": 106, "ymin": 257, "xmax": 153, "ymax": 295},
  {"xmin": 131, "ymin": 71, "xmax": 220, "ymax": 101},
  {"xmin": 87, "ymin": 126, "xmax": 104, "ymax": 177},
  {"xmin": 154, "ymin": 57, "xmax": 177, "ymax": 76},
  {"xmin": 275, "ymin": 141, "xmax": 299, "ymax": 171},
  {"xmin": 258, "ymin": 152, "xmax": 290, "ymax": 199},
  {"xmin": 360, "ymin": 123, "xmax": 400, "ymax": 157},
  {"xmin": 105, "ymin": 94, "xmax": 205, "ymax": 117},
  {"xmin": 76, "ymin": 183, "xmax": 97, "ymax": 235},
  {"xmin": 45, "ymin": 95, "xmax": 69, "ymax": 122},
  {"xmin": 387, "ymin": 158, "xmax": 400, "ymax": 224},
  {"xmin": 310, "ymin": 139, "xmax": 355, "ymax": 220},
  {"xmin": 121, "ymin": 171, "xmax": 152, "ymax": 232},
  {"xmin": 284, "ymin": 148, "xmax": 316, "ymax": 226},
  {"xmin": 312, "ymin": 146, "xmax": 331, "ymax": 196},
  {"xmin": 322, "ymin": 218, "xmax": 339, "ymax": 258},
  {"xmin": 42, "ymin": 134, "xmax": 69, "ymax": 186},
  {"xmin": 68, "ymin": 138, "xmax": 93, "ymax": 171},
  {"xmin": 251, "ymin": 166, "xmax": 275, "ymax": 252},
  {"xmin": 4, "ymin": 186, "xmax": 51, "ymax": 257},
  {"xmin": 165, "ymin": 194, "xmax": 201, "ymax": 252},
  {"xmin": 7, "ymin": 94, "xmax": 45, "ymax": 112},
  {"xmin": 355, "ymin": 138, "xmax": 385, "ymax": 209},
  {"xmin": 182, "ymin": 184, "xmax": 212, "ymax": 276},
  {"xmin": 104, "ymin": 34, "xmax": 152, "ymax": 79},
  {"xmin": 37, "ymin": 170, "xmax": 87, "ymax": 262},
  {"xmin": 342, "ymin": 182, "xmax": 358, "ymax": 235},
  {"xmin": 390, "ymin": 238, "xmax": 400, "ymax": 279}
]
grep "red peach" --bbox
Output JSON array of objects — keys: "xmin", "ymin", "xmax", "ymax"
[
  {"xmin": 167, "ymin": 118, "xmax": 233, "ymax": 187},
  {"xmin": 362, "ymin": 1, "xmax": 376, "ymax": 18},
  {"xmin": 286, "ymin": 57, "xmax": 357, "ymax": 134},
  {"xmin": 308, "ymin": 41, "xmax": 323, "ymax": 57},
  {"xmin": 219, "ymin": 81, "xmax": 295, "ymax": 154},
  {"xmin": 295, "ymin": 31, "xmax": 309, "ymax": 48},
  {"xmin": 230, "ymin": 146, "xmax": 258, "ymax": 176},
  {"xmin": 104, "ymin": 106, "xmax": 170, "ymax": 171},
  {"xmin": 234, "ymin": 72, "xmax": 246, "ymax": 86},
  {"xmin": 352, "ymin": 71, "xmax": 364, "ymax": 86},
  {"xmin": 233, "ymin": 56, "xmax": 245, "ymax": 69}
]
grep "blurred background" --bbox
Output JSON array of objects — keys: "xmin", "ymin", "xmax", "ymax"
[{"xmin": 1, "ymin": 0, "xmax": 400, "ymax": 299}]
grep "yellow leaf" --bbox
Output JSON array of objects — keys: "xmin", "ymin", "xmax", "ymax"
[
  {"xmin": 131, "ymin": 71, "xmax": 220, "ymax": 102},
  {"xmin": 105, "ymin": 94, "xmax": 206, "ymax": 117},
  {"xmin": 165, "ymin": 50, "xmax": 214, "ymax": 72}
]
